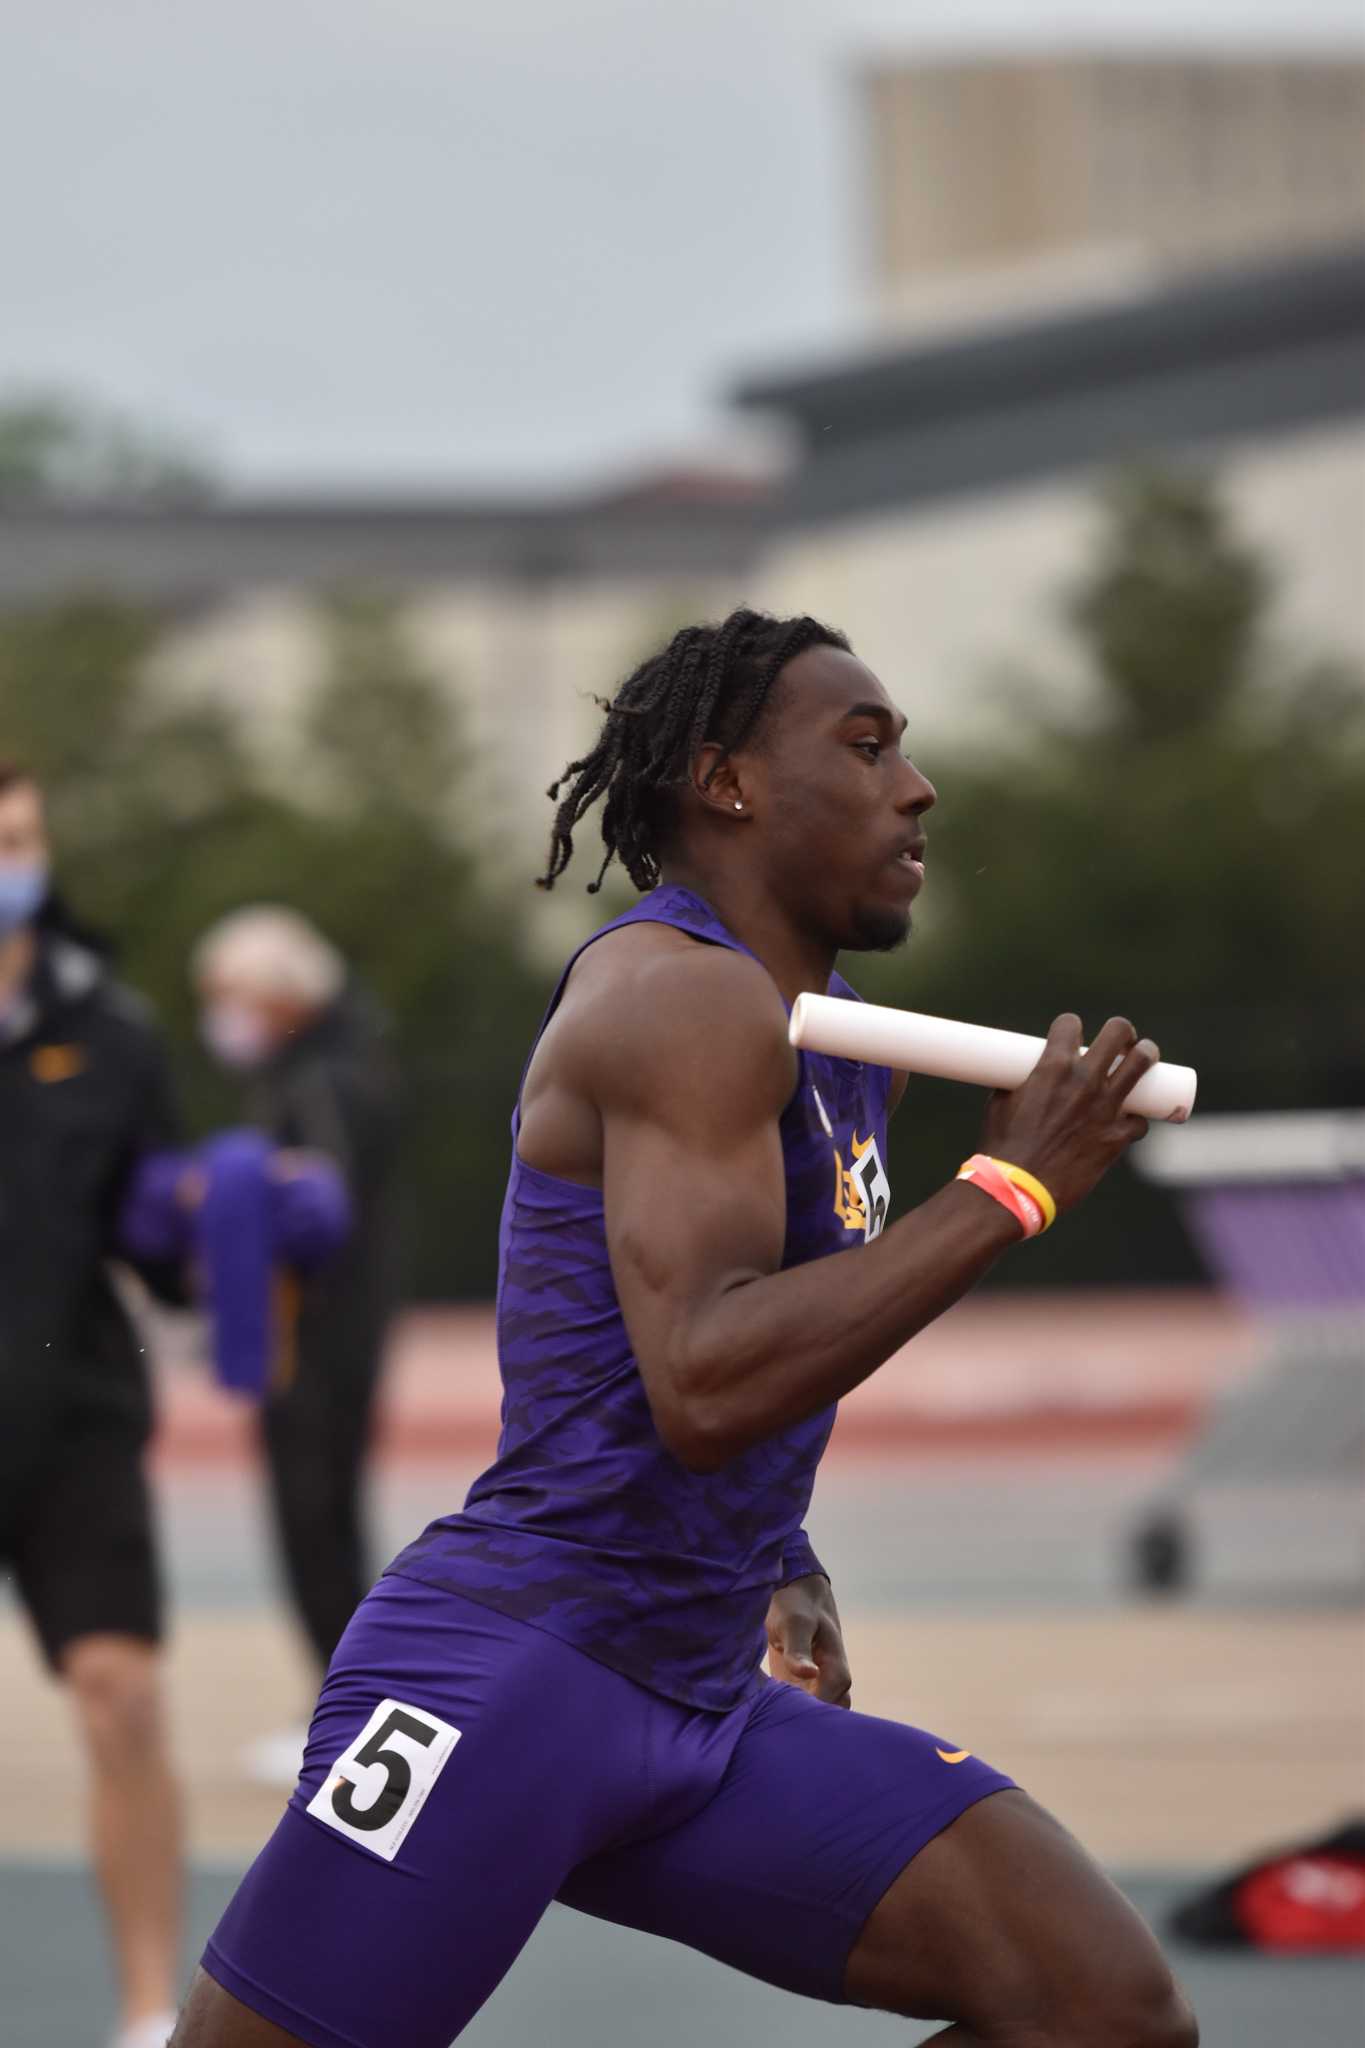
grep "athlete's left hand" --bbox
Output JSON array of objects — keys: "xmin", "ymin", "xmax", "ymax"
[{"xmin": 766, "ymin": 1574, "xmax": 852, "ymax": 1708}]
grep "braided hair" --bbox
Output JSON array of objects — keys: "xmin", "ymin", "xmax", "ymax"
[{"xmin": 539, "ymin": 607, "xmax": 849, "ymax": 893}]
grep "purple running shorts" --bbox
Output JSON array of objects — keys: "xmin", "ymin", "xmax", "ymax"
[{"xmin": 202, "ymin": 1574, "xmax": 1013, "ymax": 2046}]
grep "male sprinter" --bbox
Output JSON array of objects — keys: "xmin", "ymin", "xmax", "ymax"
[{"xmin": 176, "ymin": 611, "xmax": 1196, "ymax": 2047}]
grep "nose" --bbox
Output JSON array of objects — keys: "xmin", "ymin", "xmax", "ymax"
[{"xmin": 896, "ymin": 757, "xmax": 936, "ymax": 817}]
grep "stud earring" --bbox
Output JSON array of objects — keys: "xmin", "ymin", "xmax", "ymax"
[{"xmin": 734, "ymin": 802, "xmax": 743, "ymax": 811}]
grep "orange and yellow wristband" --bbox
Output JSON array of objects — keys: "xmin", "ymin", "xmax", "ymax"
[{"xmin": 955, "ymin": 1154, "xmax": 1058, "ymax": 1239}]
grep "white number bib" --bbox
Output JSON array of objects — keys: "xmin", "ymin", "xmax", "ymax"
[{"xmin": 306, "ymin": 1697, "xmax": 461, "ymax": 1862}]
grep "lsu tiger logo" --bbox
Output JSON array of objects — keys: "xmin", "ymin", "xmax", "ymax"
[{"xmin": 833, "ymin": 1130, "xmax": 890, "ymax": 1242}]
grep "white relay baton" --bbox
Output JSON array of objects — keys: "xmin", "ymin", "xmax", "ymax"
[{"xmin": 789, "ymin": 995, "xmax": 1196, "ymax": 1124}]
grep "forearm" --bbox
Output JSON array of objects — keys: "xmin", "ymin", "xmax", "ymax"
[{"xmin": 678, "ymin": 1180, "xmax": 1018, "ymax": 1466}]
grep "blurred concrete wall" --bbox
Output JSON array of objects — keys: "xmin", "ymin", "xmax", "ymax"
[
  {"xmin": 863, "ymin": 53, "xmax": 1365, "ymax": 333},
  {"xmin": 752, "ymin": 423, "xmax": 1364, "ymax": 751}
]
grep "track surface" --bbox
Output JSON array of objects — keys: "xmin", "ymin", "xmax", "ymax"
[{"xmin": 3, "ymin": 1295, "xmax": 1362, "ymax": 2045}]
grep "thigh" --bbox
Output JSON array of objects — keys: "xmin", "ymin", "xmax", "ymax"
[
  {"xmin": 11, "ymin": 1419, "xmax": 161, "ymax": 1669},
  {"xmin": 845, "ymin": 1786, "xmax": 1188, "ymax": 2035},
  {"xmin": 201, "ymin": 1577, "xmax": 662, "ymax": 2048},
  {"xmin": 558, "ymin": 1676, "xmax": 1014, "ymax": 2005}
]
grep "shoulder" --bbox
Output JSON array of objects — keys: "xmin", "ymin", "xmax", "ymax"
[
  {"xmin": 49, "ymin": 941, "xmax": 162, "ymax": 1047},
  {"xmin": 568, "ymin": 923, "xmax": 786, "ymax": 1047},
  {"xmin": 101, "ymin": 980, "xmax": 160, "ymax": 1036},
  {"xmin": 293, "ymin": 995, "xmax": 398, "ymax": 1093},
  {"xmin": 330, "ymin": 985, "xmax": 394, "ymax": 1052},
  {"xmin": 97, "ymin": 979, "xmax": 165, "ymax": 1053},
  {"xmin": 558, "ymin": 925, "xmax": 796, "ymax": 1123}
]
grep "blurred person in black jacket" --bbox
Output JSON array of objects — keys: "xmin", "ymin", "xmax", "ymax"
[
  {"xmin": 191, "ymin": 907, "xmax": 403, "ymax": 1783},
  {"xmin": 0, "ymin": 762, "xmax": 186, "ymax": 2048}
]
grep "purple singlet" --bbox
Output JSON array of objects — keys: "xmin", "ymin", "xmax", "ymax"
[{"xmin": 389, "ymin": 886, "xmax": 894, "ymax": 1711}]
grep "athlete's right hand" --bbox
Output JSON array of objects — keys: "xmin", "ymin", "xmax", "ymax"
[
  {"xmin": 978, "ymin": 1013, "xmax": 1158, "ymax": 1218},
  {"xmin": 766, "ymin": 1575, "xmax": 853, "ymax": 1709}
]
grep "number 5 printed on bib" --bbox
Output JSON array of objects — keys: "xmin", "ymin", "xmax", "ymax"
[{"xmin": 307, "ymin": 1698, "xmax": 461, "ymax": 1862}]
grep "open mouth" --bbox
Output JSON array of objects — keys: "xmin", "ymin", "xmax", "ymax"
[{"xmin": 895, "ymin": 841, "xmax": 926, "ymax": 880}]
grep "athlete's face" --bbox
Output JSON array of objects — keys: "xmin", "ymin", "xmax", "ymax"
[{"xmin": 749, "ymin": 647, "xmax": 936, "ymax": 952}]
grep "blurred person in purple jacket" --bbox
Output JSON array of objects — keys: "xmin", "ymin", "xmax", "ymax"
[
  {"xmin": 191, "ymin": 907, "xmax": 403, "ymax": 1783},
  {"xmin": 0, "ymin": 762, "xmax": 186, "ymax": 2048}
]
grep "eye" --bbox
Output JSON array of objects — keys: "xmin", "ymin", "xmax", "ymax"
[{"xmin": 853, "ymin": 738, "xmax": 882, "ymax": 760}]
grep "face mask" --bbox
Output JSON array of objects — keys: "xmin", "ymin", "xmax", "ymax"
[
  {"xmin": 201, "ymin": 1001, "xmax": 275, "ymax": 1070},
  {"xmin": 0, "ymin": 861, "xmax": 49, "ymax": 938}
]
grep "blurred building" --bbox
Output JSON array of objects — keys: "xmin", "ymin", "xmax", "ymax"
[
  {"xmin": 740, "ymin": 241, "xmax": 1365, "ymax": 750},
  {"xmin": 0, "ymin": 477, "xmax": 761, "ymax": 917},
  {"xmin": 1, "ymin": 54, "xmax": 1363, "ymax": 891},
  {"xmin": 863, "ymin": 53, "xmax": 1365, "ymax": 334}
]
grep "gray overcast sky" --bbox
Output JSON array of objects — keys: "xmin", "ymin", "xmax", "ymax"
[{"xmin": 3, "ymin": 0, "xmax": 1361, "ymax": 492}]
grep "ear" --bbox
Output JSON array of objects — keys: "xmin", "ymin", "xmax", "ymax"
[{"xmin": 691, "ymin": 743, "xmax": 750, "ymax": 817}]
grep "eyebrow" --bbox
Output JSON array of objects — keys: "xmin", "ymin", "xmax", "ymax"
[{"xmin": 841, "ymin": 700, "xmax": 908, "ymax": 739}]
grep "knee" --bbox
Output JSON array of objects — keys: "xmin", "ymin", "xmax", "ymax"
[
  {"xmin": 1075, "ymin": 1967, "xmax": 1198, "ymax": 2048},
  {"xmin": 1146, "ymin": 1983, "xmax": 1199, "ymax": 2048},
  {"xmin": 1168, "ymin": 1991, "xmax": 1200, "ymax": 2048},
  {"xmin": 63, "ymin": 1636, "xmax": 165, "ymax": 1764}
]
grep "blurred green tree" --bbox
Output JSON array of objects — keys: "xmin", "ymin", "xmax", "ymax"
[
  {"xmin": 0, "ymin": 389, "xmax": 215, "ymax": 504},
  {"xmin": 856, "ymin": 468, "xmax": 1365, "ymax": 1285}
]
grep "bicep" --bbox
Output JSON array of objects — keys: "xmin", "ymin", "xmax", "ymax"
[
  {"xmin": 589, "ymin": 954, "xmax": 793, "ymax": 1453},
  {"xmin": 605, "ymin": 1096, "xmax": 787, "ymax": 1369}
]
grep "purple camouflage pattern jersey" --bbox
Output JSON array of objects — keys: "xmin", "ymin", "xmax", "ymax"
[{"xmin": 389, "ymin": 886, "xmax": 894, "ymax": 1712}]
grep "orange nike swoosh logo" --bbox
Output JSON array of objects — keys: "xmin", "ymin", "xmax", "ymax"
[{"xmin": 936, "ymin": 1747, "xmax": 971, "ymax": 1764}]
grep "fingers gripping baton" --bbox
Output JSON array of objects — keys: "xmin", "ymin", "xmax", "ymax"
[{"xmin": 789, "ymin": 995, "xmax": 1197, "ymax": 1124}]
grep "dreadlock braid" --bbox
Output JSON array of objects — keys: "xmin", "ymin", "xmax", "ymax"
[{"xmin": 538, "ymin": 608, "xmax": 850, "ymax": 893}]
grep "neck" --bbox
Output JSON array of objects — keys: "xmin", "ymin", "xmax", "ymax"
[
  {"xmin": 0, "ymin": 925, "xmax": 37, "ymax": 1011},
  {"xmin": 658, "ymin": 859, "xmax": 837, "ymax": 1009}
]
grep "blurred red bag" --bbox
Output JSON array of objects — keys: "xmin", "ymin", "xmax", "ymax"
[{"xmin": 1169, "ymin": 1819, "xmax": 1365, "ymax": 1953}]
